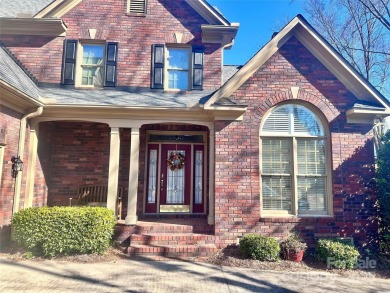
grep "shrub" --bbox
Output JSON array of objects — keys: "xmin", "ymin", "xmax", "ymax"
[
  {"xmin": 280, "ymin": 233, "xmax": 307, "ymax": 258},
  {"xmin": 239, "ymin": 234, "xmax": 280, "ymax": 261},
  {"xmin": 377, "ymin": 131, "xmax": 390, "ymax": 254},
  {"xmin": 12, "ymin": 206, "xmax": 115, "ymax": 257},
  {"xmin": 317, "ymin": 239, "xmax": 360, "ymax": 269}
]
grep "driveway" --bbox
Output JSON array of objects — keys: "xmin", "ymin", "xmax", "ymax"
[{"xmin": 0, "ymin": 257, "xmax": 389, "ymax": 292}]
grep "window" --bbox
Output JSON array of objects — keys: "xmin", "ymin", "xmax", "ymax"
[
  {"xmin": 151, "ymin": 44, "xmax": 204, "ymax": 90},
  {"xmin": 128, "ymin": 0, "xmax": 147, "ymax": 14},
  {"xmin": 61, "ymin": 40, "xmax": 118, "ymax": 87},
  {"xmin": 167, "ymin": 48, "xmax": 190, "ymax": 90},
  {"xmin": 81, "ymin": 44, "xmax": 104, "ymax": 87},
  {"xmin": 260, "ymin": 104, "xmax": 331, "ymax": 216}
]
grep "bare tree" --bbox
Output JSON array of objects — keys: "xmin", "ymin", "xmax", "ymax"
[{"xmin": 302, "ymin": 0, "xmax": 390, "ymax": 98}]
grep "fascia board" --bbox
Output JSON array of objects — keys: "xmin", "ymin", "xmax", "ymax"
[
  {"xmin": 204, "ymin": 18, "xmax": 298, "ymax": 108},
  {"xmin": 201, "ymin": 24, "xmax": 239, "ymax": 45},
  {"xmin": 34, "ymin": 0, "xmax": 83, "ymax": 18},
  {"xmin": 34, "ymin": 0, "xmax": 65, "ymax": 18},
  {"xmin": 294, "ymin": 20, "xmax": 389, "ymax": 109},
  {"xmin": 0, "ymin": 18, "xmax": 67, "ymax": 36},
  {"xmin": 207, "ymin": 15, "xmax": 389, "ymax": 110},
  {"xmin": 185, "ymin": 0, "xmax": 230, "ymax": 25},
  {"xmin": 0, "ymin": 81, "xmax": 43, "ymax": 111},
  {"xmin": 346, "ymin": 108, "xmax": 390, "ymax": 124}
]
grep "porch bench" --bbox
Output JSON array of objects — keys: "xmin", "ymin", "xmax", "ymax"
[{"xmin": 70, "ymin": 185, "xmax": 123, "ymax": 220}]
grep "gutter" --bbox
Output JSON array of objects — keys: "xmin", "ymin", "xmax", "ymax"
[{"xmin": 12, "ymin": 106, "xmax": 43, "ymax": 214}]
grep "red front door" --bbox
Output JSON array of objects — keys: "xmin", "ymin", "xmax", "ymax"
[
  {"xmin": 160, "ymin": 144, "xmax": 191, "ymax": 207},
  {"xmin": 145, "ymin": 143, "xmax": 205, "ymax": 214}
]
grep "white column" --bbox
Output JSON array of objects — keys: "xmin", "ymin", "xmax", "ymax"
[
  {"xmin": 24, "ymin": 124, "xmax": 39, "ymax": 208},
  {"xmin": 125, "ymin": 127, "xmax": 140, "ymax": 225},
  {"xmin": 107, "ymin": 127, "xmax": 120, "ymax": 217},
  {"xmin": 208, "ymin": 130, "xmax": 215, "ymax": 225}
]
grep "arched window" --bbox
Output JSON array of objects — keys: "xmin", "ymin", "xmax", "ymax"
[{"xmin": 260, "ymin": 104, "xmax": 331, "ymax": 216}]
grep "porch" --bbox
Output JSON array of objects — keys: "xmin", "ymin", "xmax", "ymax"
[{"xmin": 33, "ymin": 121, "xmax": 216, "ymax": 225}]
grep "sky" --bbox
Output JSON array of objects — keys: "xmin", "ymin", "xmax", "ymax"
[{"xmin": 208, "ymin": 0, "xmax": 305, "ymax": 65}]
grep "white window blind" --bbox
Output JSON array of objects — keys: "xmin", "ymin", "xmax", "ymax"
[
  {"xmin": 262, "ymin": 139, "xmax": 292, "ymax": 211},
  {"xmin": 297, "ymin": 139, "xmax": 325, "ymax": 175},
  {"xmin": 262, "ymin": 106, "xmax": 290, "ymax": 133},
  {"xmin": 261, "ymin": 104, "xmax": 328, "ymax": 215},
  {"xmin": 293, "ymin": 106, "xmax": 323, "ymax": 135},
  {"xmin": 262, "ymin": 139, "xmax": 291, "ymax": 174},
  {"xmin": 262, "ymin": 104, "xmax": 324, "ymax": 136},
  {"xmin": 297, "ymin": 139, "xmax": 326, "ymax": 213}
]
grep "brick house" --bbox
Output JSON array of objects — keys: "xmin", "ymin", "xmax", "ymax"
[{"xmin": 1, "ymin": 0, "xmax": 389, "ymax": 255}]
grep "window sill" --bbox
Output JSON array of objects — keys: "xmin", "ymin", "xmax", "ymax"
[
  {"xmin": 125, "ymin": 13, "xmax": 147, "ymax": 17},
  {"xmin": 260, "ymin": 215, "xmax": 334, "ymax": 223}
]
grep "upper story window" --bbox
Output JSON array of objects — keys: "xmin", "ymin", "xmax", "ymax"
[
  {"xmin": 167, "ymin": 48, "xmax": 190, "ymax": 90},
  {"xmin": 260, "ymin": 104, "xmax": 332, "ymax": 217},
  {"xmin": 61, "ymin": 40, "xmax": 118, "ymax": 88},
  {"xmin": 151, "ymin": 44, "xmax": 204, "ymax": 91},
  {"xmin": 81, "ymin": 44, "xmax": 104, "ymax": 87},
  {"xmin": 128, "ymin": 0, "xmax": 147, "ymax": 14}
]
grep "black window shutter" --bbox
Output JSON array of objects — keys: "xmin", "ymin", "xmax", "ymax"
[
  {"xmin": 151, "ymin": 44, "xmax": 165, "ymax": 89},
  {"xmin": 192, "ymin": 46, "xmax": 204, "ymax": 90},
  {"xmin": 104, "ymin": 42, "xmax": 118, "ymax": 87},
  {"xmin": 61, "ymin": 39, "xmax": 78, "ymax": 85}
]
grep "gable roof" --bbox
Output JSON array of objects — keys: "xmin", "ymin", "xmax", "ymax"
[
  {"xmin": 0, "ymin": 47, "xmax": 40, "ymax": 100},
  {"xmin": 204, "ymin": 15, "xmax": 390, "ymax": 111},
  {"xmin": 0, "ymin": 0, "xmax": 54, "ymax": 17}
]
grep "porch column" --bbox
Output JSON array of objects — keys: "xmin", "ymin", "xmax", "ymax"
[
  {"xmin": 125, "ymin": 127, "xmax": 140, "ymax": 225},
  {"xmin": 24, "ymin": 124, "xmax": 39, "ymax": 208},
  {"xmin": 107, "ymin": 127, "xmax": 120, "ymax": 218},
  {"xmin": 208, "ymin": 130, "xmax": 215, "ymax": 225}
]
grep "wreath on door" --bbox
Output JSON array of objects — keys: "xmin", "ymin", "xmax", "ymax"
[{"xmin": 167, "ymin": 152, "xmax": 186, "ymax": 171}]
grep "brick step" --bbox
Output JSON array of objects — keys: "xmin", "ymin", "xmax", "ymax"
[
  {"xmin": 127, "ymin": 243, "xmax": 218, "ymax": 257},
  {"xmin": 130, "ymin": 233, "xmax": 216, "ymax": 245},
  {"xmin": 114, "ymin": 220, "xmax": 214, "ymax": 243}
]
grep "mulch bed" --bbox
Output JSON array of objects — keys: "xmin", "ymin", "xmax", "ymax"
[{"xmin": 206, "ymin": 244, "xmax": 390, "ymax": 279}]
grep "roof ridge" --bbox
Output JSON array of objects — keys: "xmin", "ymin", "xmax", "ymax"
[{"xmin": 0, "ymin": 42, "xmax": 38, "ymax": 85}]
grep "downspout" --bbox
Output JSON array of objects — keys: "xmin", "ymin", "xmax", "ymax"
[
  {"xmin": 12, "ymin": 106, "xmax": 43, "ymax": 214},
  {"xmin": 220, "ymin": 38, "xmax": 235, "ymax": 86}
]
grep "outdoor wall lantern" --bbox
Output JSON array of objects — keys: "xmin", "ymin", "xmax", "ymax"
[{"xmin": 11, "ymin": 156, "xmax": 23, "ymax": 178}]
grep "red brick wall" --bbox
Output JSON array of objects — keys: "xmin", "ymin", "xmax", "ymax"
[
  {"xmin": 0, "ymin": 105, "xmax": 48, "ymax": 247},
  {"xmin": 0, "ymin": 105, "xmax": 22, "ymax": 241},
  {"xmin": 0, "ymin": 0, "xmax": 222, "ymax": 89},
  {"xmin": 39, "ymin": 122, "xmax": 111, "ymax": 206},
  {"xmin": 214, "ymin": 36, "xmax": 378, "ymax": 249}
]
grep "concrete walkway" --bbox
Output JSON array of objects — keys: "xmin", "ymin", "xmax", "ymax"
[{"xmin": 0, "ymin": 257, "xmax": 389, "ymax": 293}]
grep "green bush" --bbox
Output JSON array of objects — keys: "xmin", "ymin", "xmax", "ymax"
[
  {"xmin": 239, "ymin": 234, "xmax": 280, "ymax": 261},
  {"xmin": 377, "ymin": 131, "xmax": 390, "ymax": 254},
  {"xmin": 317, "ymin": 239, "xmax": 360, "ymax": 269},
  {"xmin": 12, "ymin": 206, "xmax": 115, "ymax": 257}
]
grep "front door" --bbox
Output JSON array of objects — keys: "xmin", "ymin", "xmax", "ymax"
[
  {"xmin": 145, "ymin": 141, "xmax": 205, "ymax": 214},
  {"xmin": 160, "ymin": 144, "xmax": 191, "ymax": 212}
]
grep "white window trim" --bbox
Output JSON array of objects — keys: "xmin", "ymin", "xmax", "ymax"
[
  {"xmin": 0, "ymin": 146, "xmax": 5, "ymax": 184},
  {"xmin": 165, "ymin": 46, "xmax": 191, "ymax": 91},
  {"xmin": 259, "ymin": 103, "xmax": 333, "ymax": 217},
  {"xmin": 75, "ymin": 41, "xmax": 106, "ymax": 88}
]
